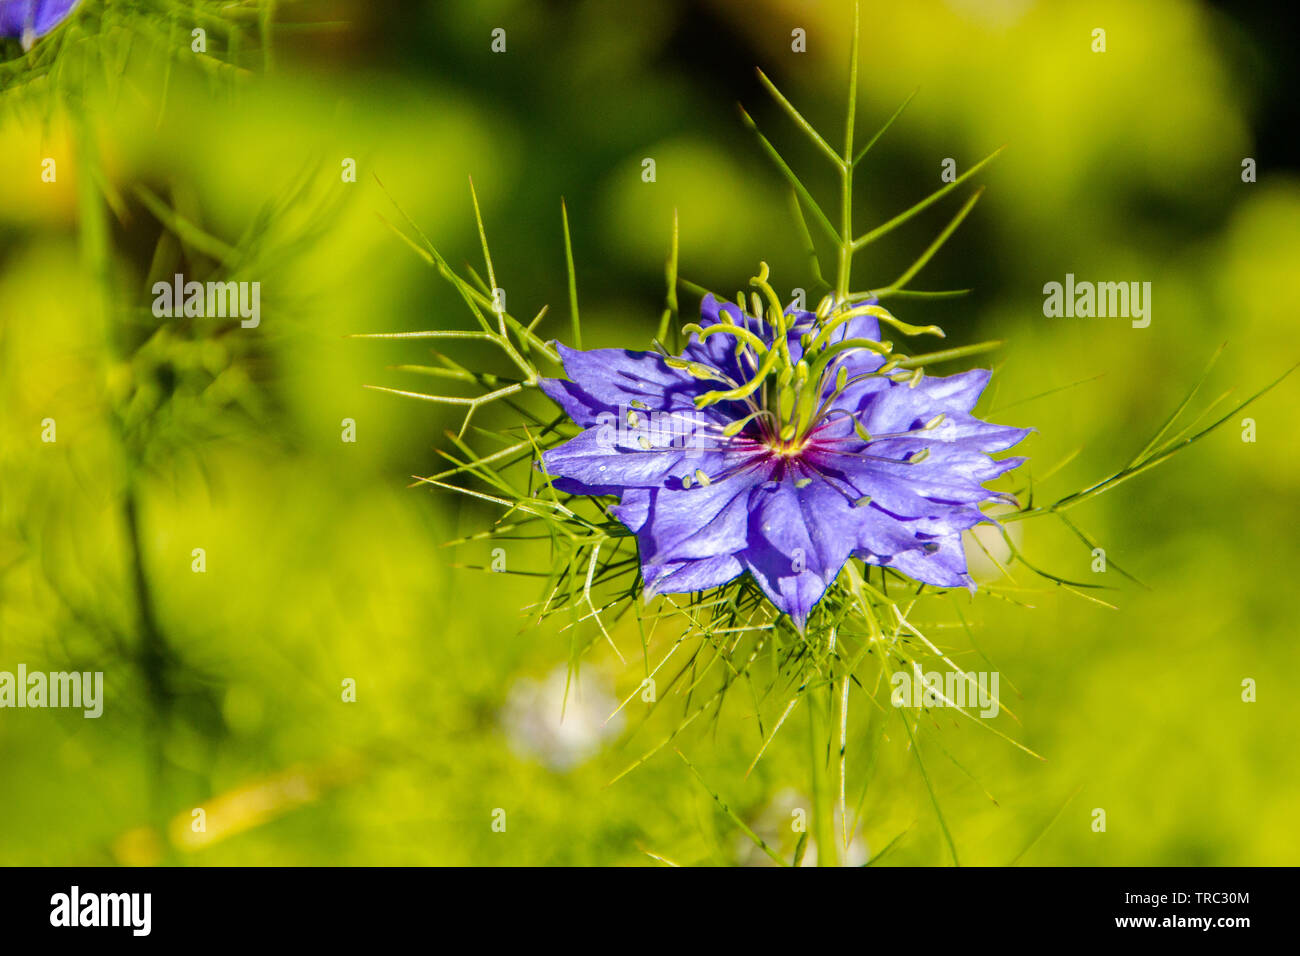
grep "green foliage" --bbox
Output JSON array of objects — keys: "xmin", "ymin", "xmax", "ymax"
[{"xmin": 1, "ymin": 0, "xmax": 1296, "ymax": 867}]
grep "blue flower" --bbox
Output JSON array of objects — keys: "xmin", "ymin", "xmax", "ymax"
[
  {"xmin": 1, "ymin": 1, "xmax": 79, "ymax": 47},
  {"xmin": 540, "ymin": 278, "xmax": 1027, "ymax": 628}
]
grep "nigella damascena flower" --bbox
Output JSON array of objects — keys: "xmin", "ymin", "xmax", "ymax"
[
  {"xmin": 1, "ymin": 1, "xmax": 78, "ymax": 48},
  {"xmin": 540, "ymin": 268, "xmax": 1028, "ymax": 628}
]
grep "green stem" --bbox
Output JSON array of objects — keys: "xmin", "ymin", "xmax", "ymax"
[
  {"xmin": 809, "ymin": 685, "xmax": 838, "ymax": 866},
  {"xmin": 79, "ymin": 116, "xmax": 175, "ymax": 856},
  {"xmin": 837, "ymin": 162, "xmax": 852, "ymax": 304},
  {"xmin": 835, "ymin": 1, "xmax": 860, "ymax": 303},
  {"xmin": 123, "ymin": 482, "xmax": 170, "ymax": 724}
]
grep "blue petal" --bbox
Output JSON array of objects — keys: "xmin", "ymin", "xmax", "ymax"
[
  {"xmin": 0, "ymin": 0, "xmax": 78, "ymax": 38},
  {"xmin": 610, "ymin": 488, "xmax": 651, "ymax": 532},
  {"xmin": 870, "ymin": 532, "xmax": 973, "ymax": 590},
  {"xmin": 738, "ymin": 477, "xmax": 857, "ymax": 629},
  {"xmin": 541, "ymin": 423, "xmax": 758, "ymax": 491},
  {"xmin": 542, "ymin": 342, "xmax": 716, "ymax": 423},
  {"xmin": 643, "ymin": 553, "xmax": 745, "ymax": 597},
  {"xmin": 854, "ymin": 369, "xmax": 990, "ymax": 435},
  {"xmin": 636, "ymin": 474, "xmax": 758, "ymax": 566}
]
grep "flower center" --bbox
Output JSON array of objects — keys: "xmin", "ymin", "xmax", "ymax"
[
  {"xmin": 679, "ymin": 263, "xmax": 946, "ymax": 450},
  {"xmin": 767, "ymin": 434, "xmax": 810, "ymax": 458}
]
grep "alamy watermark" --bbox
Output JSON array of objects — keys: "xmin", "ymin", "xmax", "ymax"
[
  {"xmin": 0, "ymin": 665, "xmax": 103, "ymax": 718},
  {"xmin": 1043, "ymin": 273, "xmax": 1151, "ymax": 328},
  {"xmin": 152, "ymin": 273, "xmax": 260, "ymax": 328},
  {"xmin": 891, "ymin": 664, "xmax": 1000, "ymax": 718},
  {"xmin": 50, "ymin": 886, "xmax": 150, "ymax": 936}
]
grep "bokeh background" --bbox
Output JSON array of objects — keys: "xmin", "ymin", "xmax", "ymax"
[{"xmin": 1, "ymin": 0, "xmax": 1297, "ymax": 865}]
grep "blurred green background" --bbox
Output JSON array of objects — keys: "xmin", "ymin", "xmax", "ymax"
[{"xmin": 1, "ymin": 0, "xmax": 1297, "ymax": 866}]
